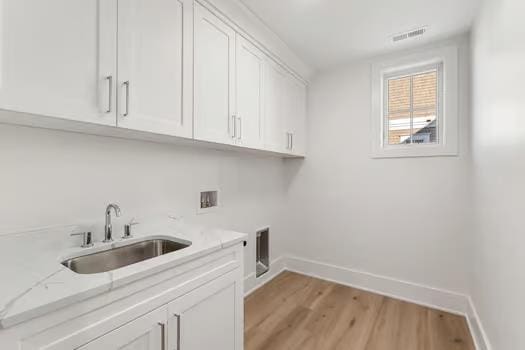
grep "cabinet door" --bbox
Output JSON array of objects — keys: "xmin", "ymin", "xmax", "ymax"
[
  {"xmin": 78, "ymin": 307, "xmax": 168, "ymax": 350},
  {"xmin": 263, "ymin": 59, "xmax": 288, "ymax": 153},
  {"xmin": 193, "ymin": 3, "xmax": 236, "ymax": 144},
  {"xmin": 117, "ymin": 0, "xmax": 189, "ymax": 137},
  {"xmin": 167, "ymin": 270, "xmax": 243, "ymax": 350},
  {"xmin": 235, "ymin": 35, "xmax": 264, "ymax": 149},
  {"xmin": 286, "ymin": 76, "xmax": 307, "ymax": 156},
  {"xmin": 0, "ymin": 0, "xmax": 117, "ymax": 125}
]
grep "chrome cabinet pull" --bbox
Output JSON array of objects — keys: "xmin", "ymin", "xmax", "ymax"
[
  {"xmin": 158, "ymin": 322, "xmax": 166, "ymax": 350},
  {"xmin": 237, "ymin": 117, "xmax": 242, "ymax": 140},
  {"xmin": 290, "ymin": 133, "xmax": 293, "ymax": 150},
  {"xmin": 231, "ymin": 115, "xmax": 237, "ymax": 138},
  {"xmin": 175, "ymin": 314, "xmax": 181, "ymax": 350},
  {"xmin": 122, "ymin": 81, "xmax": 130, "ymax": 117},
  {"xmin": 106, "ymin": 76, "xmax": 113, "ymax": 113}
]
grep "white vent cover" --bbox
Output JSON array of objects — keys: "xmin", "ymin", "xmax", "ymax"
[{"xmin": 392, "ymin": 27, "xmax": 428, "ymax": 43}]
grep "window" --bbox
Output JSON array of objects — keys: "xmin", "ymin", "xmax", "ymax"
[
  {"xmin": 371, "ymin": 46, "xmax": 458, "ymax": 158},
  {"xmin": 385, "ymin": 64, "xmax": 441, "ymax": 146}
]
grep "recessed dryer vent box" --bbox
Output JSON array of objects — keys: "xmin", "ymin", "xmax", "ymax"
[{"xmin": 256, "ymin": 228, "xmax": 270, "ymax": 278}]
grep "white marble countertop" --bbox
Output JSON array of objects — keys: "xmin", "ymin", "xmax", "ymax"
[{"xmin": 0, "ymin": 219, "xmax": 246, "ymax": 329}]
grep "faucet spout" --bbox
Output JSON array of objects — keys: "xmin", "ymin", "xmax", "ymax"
[{"xmin": 104, "ymin": 203, "xmax": 121, "ymax": 243}]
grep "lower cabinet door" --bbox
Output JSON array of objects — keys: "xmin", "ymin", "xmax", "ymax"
[
  {"xmin": 167, "ymin": 270, "xmax": 242, "ymax": 350},
  {"xmin": 77, "ymin": 307, "xmax": 168, "ymax": 350}
]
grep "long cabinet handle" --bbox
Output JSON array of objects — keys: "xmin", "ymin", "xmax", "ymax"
[
  {"xmin": 231, "ymin": 115, "xmax": 236, "ymax": 138},
  {"xmin": 290, "ymin": 133, "xmax": 293, "ymax": 150},
  {"xmin": 237, "ymin": 117, "xmax": 242, "ymax": 140},
  {"xmin": 106, "ymin": 76, "xmax": 113, "ymax": 113},
  {"xmin": 158, "ymin": 322, "xmax": 166, "ymax": 350},
  {"xmin": 175, "ymin": 314, "xmax": 181, "ymax": 350},
  {"xmin": 122, "ymin": 81, "xmax": 130, "ymax": 117}
]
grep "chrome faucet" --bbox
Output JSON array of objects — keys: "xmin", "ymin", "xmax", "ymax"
[{"xmin": 104, "ymin": 203, "xmax": 121, "ymax": 243}]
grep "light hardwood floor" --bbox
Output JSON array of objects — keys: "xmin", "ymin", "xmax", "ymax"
[{"xmin": 245, "ymin": 271, "xmax": 475, "ymax": 350}]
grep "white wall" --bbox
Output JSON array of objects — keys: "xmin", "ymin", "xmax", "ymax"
[
  {"xmin": 470, "ymin": 0, "xmax": 525, "ymax": 348},
  {"xmin": 284, "ymin": 35, "xmax": 472, "ymax": 294},
  {"xmin": 0, "ymin": 123, "xmax": 289, "ymax": 279}
]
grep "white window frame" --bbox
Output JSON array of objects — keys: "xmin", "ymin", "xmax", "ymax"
[{"xmin": 370, "ymin": 45, "xmax": 459, "ymax": 158}]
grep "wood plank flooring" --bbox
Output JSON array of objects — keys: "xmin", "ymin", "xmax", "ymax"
[{"xmin": 245, "ymin": 271, "xmax": 475, "ymax": 350}]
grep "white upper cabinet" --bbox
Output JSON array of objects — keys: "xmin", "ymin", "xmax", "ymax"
[
  {"xmin": 285, "ymin": 76, "xmax": 307, "ymax": 156},
  {"xmin": 0, "ymin": 0, "xmax": 117, "ymax": 125},
  {"xmin": 0, "ymin": 0, "xmax": 307, "ymax": 157},
  {"xmin": 193, "ymin": 3, "xmax": 236, "ymax": 145},
  {"xmin": 116, "ymin": 0, "xmax": 190, "ymax": 137},
  {"xmin": 263, "ymin": 59, "xmax": 289, "ymax": 153},
  {"xmin": 235, "ymin": 35, "xmax": 264, "ymax": 149},
  {"xmin": 263, "ymin": 57, "xmax": 307, "ymax": 156}
]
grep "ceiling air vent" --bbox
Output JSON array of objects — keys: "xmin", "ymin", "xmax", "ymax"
[{"xmin": 392, "ymin": 27, "xmax": 427, "ymax": 43}]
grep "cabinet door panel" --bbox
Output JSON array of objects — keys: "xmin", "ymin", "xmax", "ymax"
[
  {"xmin": 193, "ymin": 3, "xmax": 236, "ymax": 144},
  {"xmin": 286, "ymin": 76, "xmax": 307, "ymax": 156},
  {"xmin": 236, "ymin": 36, "xmax": 264, "ymax": 149},
  {"xmin": 77, "ymin": 307, "xmax": 167, "ymax": 350},
  {"xmin": 263, "ymin": 60, "xmax": 288, "ymax": 153},
  {"xmin": 168, "ymin": 270, "xmax": 242, "ymax": 350},
  {"xmin": 0, "ymin": 0, "xmax": 117, "ymax": 125},
  {"xmin": 117, "ymin": 0, "xmax": 187, "ymax": 136}
]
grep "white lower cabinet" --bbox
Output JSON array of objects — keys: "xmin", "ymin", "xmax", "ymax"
[
  {"xmin": 11, "ymin": 244, "xmax": 244, "ymax": 350},
  {"xmin": 77, "ymin": 307, "xmax": 167, "ymax": 350},
  {"xmin": 167, "ymin": 269, "xmax": 241, "ymax": 350},
  {"xmin": 74, "ymin": 271, "xmax": 241, "ymax": 350}
]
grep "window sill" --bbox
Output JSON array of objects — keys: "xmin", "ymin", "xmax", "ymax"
[{"xmin": 370, "ymin": 143, "xmax": 458, "ymax": 158}]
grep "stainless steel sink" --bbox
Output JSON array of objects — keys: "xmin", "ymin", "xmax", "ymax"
[{"xmin": 62, "ymin": 239, "xmax": 191, "ymax": 274}]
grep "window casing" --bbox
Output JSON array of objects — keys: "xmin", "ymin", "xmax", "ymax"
[{"xmin": 370, "ymin": 45, "xmax": 458, "ymax": 158}]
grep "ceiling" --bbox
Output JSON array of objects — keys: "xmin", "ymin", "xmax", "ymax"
[{"xmin": 239, "ymin": 0, "xmax": 481, "ymax": 70}]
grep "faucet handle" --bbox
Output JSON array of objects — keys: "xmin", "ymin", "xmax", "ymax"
[
  {"xmin": 128, "ymin": 217, "xmax": 139, "ymax": 225},
  {"xmin": 71, "ymin": 231, "xmax": 94, "ymax": 248},
  {"xmin": 123, "ymin": 219, "xmax": 139, "ymax": 239}
]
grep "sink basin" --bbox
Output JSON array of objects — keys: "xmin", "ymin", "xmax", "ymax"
[{"xmin": 62, "ymin": 239, "xmax": 191, "ymax": 274}]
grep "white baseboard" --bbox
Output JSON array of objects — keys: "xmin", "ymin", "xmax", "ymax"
[
  {"xmin": 243, "ymin": 255, "xmax": 491, "ymax": 350},
  {"xmin": 466, "ymin": 296, "xmax": 492, "ymax": 350},
  {"xmin": 285, "ymin": 256, "xmax": 469, "ymax": 315}
]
